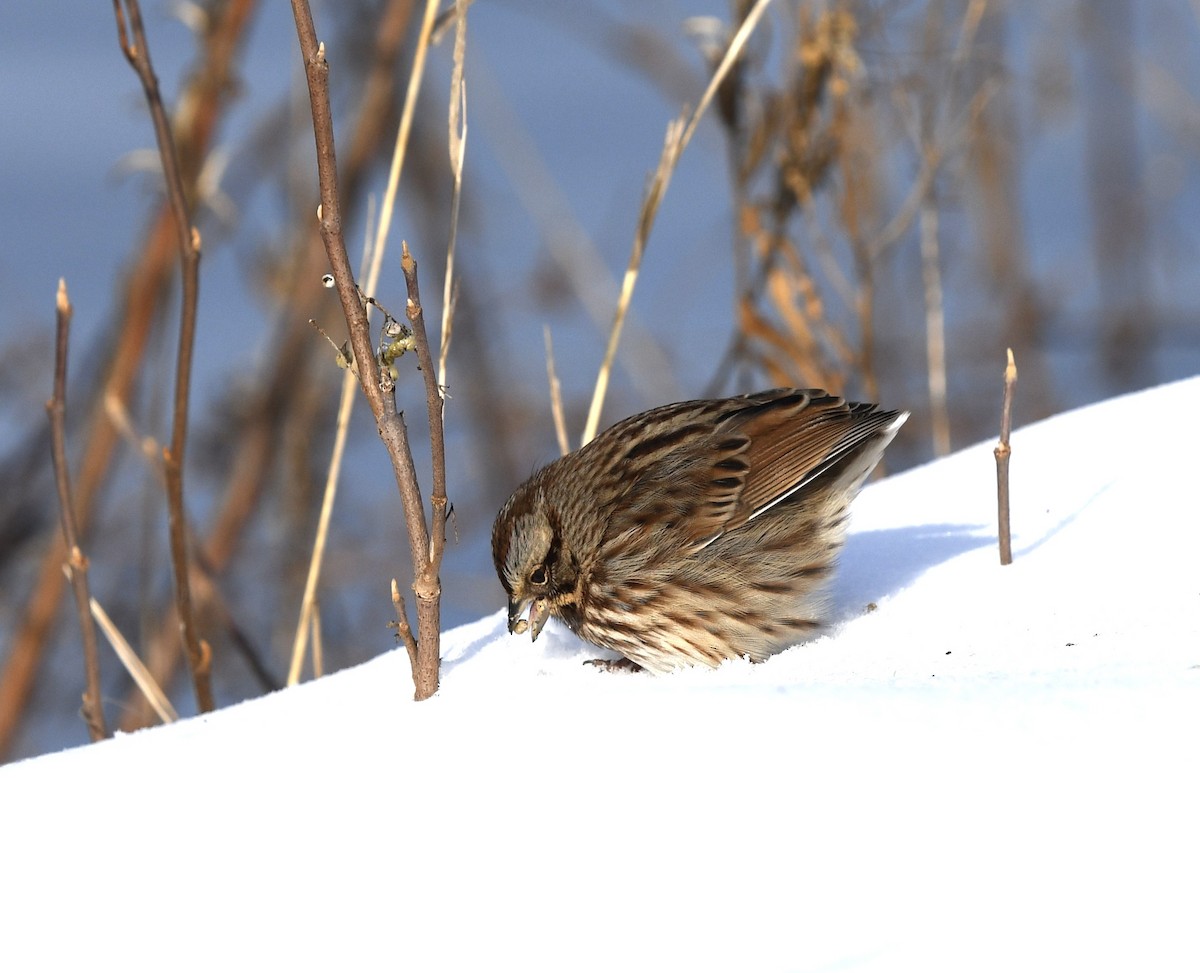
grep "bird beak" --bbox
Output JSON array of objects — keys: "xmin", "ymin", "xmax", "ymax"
[
  {"xmin": 508, "ymin": 596, "xmax": 551, "ymax": 641},
  {"xmin": 527, "ymin": 597, "xmax": 551, "ymax": 640},
  {"xmin": 507, "ymin": 597, "xmax": 529, "ymax": 635}
]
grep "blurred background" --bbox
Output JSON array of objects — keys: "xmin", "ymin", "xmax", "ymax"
[{"xmin": 2, "ymin": 0, "xmax": 1198, "ymax": 761}]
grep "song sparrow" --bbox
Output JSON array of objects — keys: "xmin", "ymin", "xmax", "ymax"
[{"xmin": 492, "ymin": 388, "xmax": 906, "ymax": 673}]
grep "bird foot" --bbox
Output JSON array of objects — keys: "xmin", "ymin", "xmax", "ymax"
[{"xmin": 583, "ymin": 656, "xmax": 644, "ymax": 673}]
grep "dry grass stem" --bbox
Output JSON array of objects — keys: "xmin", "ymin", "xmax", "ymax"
[
  {"xmin": 363, "ymin": 0, "xmax": 440, "ymax": 299},
  {"xmin": 88, "ymin": 595, "xmax": 178, "ymax": 724},
  {"xmin": 438, "ymin": 2, "xmax": 468, "ymax": 393},
  {"xmin": 953, "ymin": 0, "xmax": 991, "ymax": 63},
  {"xmin": 543, "ymin": 325, "xmax": 570, "ymax": 457},
  {"xmin": 432, "ymin": 0, "xmax": 475, "ymax": 43},
  {"xmin": 289, "ymin": 206, "xmax": 376, "ymax": 685},
  {"xmin": 287, "ymin": 368, "xmax": 355, "ymax": 686},
  {"xmin": 581, "ymin": 0, "xmax": 776, "ymax": 446},
  {"xmin": 711, "ymin": 7, "xmax": 869, "ymax": 396},
  {"xmin": 581, "ymin": 118, "xmax": 685, "ymax": 447},
  {"xmin": 717, "ymin": 0, "xmax": 994, "ymax": 409},
  {"xmin": 47, "ymin": 279, "xmax": 108, "ymax": 742},
  {"xmin": 311, "ymin": 605, "xmax": 324, "ymax": 679},
  {"xmin": 104, "ymin": 391, "xmax": 162, "ymax": 467},
  {"xmin": 679, "ymin": 0, "xmax": 776, "ymax": 150},
  {"xmin": 919, "ymin": 198, "xmax": 950, "ymax": 455},
  {"xmin": 472, "ymin": 59, "xmax": 678, "ymax": 398}
]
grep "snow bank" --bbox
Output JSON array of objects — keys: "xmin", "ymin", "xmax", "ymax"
[{"xmin": 2, "ymin": 377, "xmax": 1198, "ymax": 972}]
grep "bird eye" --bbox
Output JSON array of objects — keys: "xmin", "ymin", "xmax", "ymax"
[{"xmin": 529, "ymin": 566, "xmax": 547, "ymax": 586}]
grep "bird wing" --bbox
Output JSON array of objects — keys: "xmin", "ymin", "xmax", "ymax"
[
  {"xmin": 596, "ymin": 398, "xmax": 754, "ymax": 552},
  {"xmin": 599, "ymin": 389, "xmax": 900, "ymax": 552},
  {"xmin": 726, "ymin": 391, "xmax": 901, "ymax": 524}
]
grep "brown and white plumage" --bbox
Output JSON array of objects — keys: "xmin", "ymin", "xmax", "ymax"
[{"xmin": 492, "ymin": 388, "xmax": 907, "ymax": 673}]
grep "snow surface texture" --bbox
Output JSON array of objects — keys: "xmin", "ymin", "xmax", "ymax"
[{"xmin": 2, "ymin": 378, "xmax": 1198, "ymax": 972}]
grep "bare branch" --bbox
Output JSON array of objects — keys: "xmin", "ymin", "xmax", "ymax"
[
  {"xmin": 290, "ymin": 0, "xmax": 447, "ymax": 700},
  {"xmin": 114, "ymin": 0, "xmax": 213, "ymax": 713},
  {"xmin": 0, "ymin": 0, "xmax": 254, "ymax": 756},
  {"xmin": 46, "ymin": 280, "xmax": 108, "ymax": 742},
  {"xmin": 287, "ymin": 0, "xmax": 435, "ymax": 685},
  {"xmin": 290, "ymin": 21, "xmax": 380, "ymax": 412}
]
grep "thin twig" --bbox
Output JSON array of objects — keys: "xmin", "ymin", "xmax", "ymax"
[
  {"xmin": 801, "ymin": 197, "xmax": 858, "ymax": 314},
  {"xmin": 391, "ymin": 578, "xmax": 419, "ymax": 672},
  {"xmin": 872, "ymin": 79, "xmax": 999, "ymax": 261},
  {"xmin": 46, "ymin": 279, "xmax": 108, "ymax": 742},
  {"xmin": 402, "ymin": 252, "xmax": 448, "ymax": 506},
  {"xmin": 543, "ymin": 325, "xmax": 569, "ymax": 457},
  {"xmin": 402, "ymin": 244, "xmax": 448, "ymax": 700},
  {"xmin": 581, "ymin": 0, "xmax": 776, "ymax": 445},
  {"xmin": 114, "ymin": 0, "xmax": 213, "ymax": 713},
  {"xmin": 995, "ymin": 347, "xmax": 1017, "ymax": 565}
]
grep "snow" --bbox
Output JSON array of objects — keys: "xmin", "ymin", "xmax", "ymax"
[{"xmin": 2, "ymin": 377, "xmax": 1199, "ymax": 972}]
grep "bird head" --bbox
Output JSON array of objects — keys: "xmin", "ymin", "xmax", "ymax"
[{"xmin": 492, "ymin": 495, "xmax": 570, "ymax": 641}]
